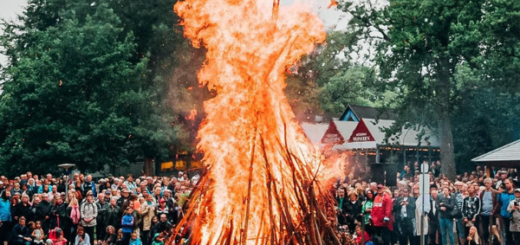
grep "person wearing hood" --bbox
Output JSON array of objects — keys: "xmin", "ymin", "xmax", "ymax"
[{"xmin": 506, "ymin": 188, "xmax": 520, "ymax": 244}]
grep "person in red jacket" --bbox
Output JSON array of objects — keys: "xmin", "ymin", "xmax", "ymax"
[
  {"xmin": 371, "ymin": 184, "xmax": 393, "ymax": 245},
  {"xmin": 355, "ymin": 225, "xmax": 371, "ymax": 245}
]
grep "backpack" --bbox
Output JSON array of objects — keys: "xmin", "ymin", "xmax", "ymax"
[{"xmin": 48, "ymin": 229, "xmax": 57, "ymax": 240}]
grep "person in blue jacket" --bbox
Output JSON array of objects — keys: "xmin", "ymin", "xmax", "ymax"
[
  {"xmin": 497, "ymin": 178, "xmax": 516, "ymax": 245},
  {"xmin": 121, "ymin": 207, "xmax": 135, "ymax": 245},
  {"xmin": 0, "ymin": 190, "xmax": 12, "ymax": 245}
]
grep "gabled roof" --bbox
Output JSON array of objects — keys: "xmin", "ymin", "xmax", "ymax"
[
  {"xmin": 472, "ymin": 140, "xmax": 520, "ymax": 163},
  {"xmin": 339, "ymin": 104, "xmax": 397, "ymax": 121},
  {"xmin": 301, "ymin": 122, "xmax": 329, "ymax": 144},
  {"xmin": 363, "ymin": 119, "xmax": 440, "ymax": 147},
  {"xmin": 319, "ymin": 120, "xmax": 358, "ymax": 144}
]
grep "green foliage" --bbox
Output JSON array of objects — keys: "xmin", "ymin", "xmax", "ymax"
[
  {"xmin": 0, "ymin": 2, "xmax": 148, "ymax": 174},
  {"xmin": 338, "ymin": 0, "xmax": 520, "ymax": 177},
  {"xmin": 319, "ymin": 66, "xmax": 377, "ymax": 113}
]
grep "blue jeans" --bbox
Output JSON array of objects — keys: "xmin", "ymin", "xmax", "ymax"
[
  {"xmin": 439, "ymin": 218, "xmax": 454, "ymax": 245},
  {"xmin": 455, "ymin": 218, "xmax": 465, "ymax": 238}
]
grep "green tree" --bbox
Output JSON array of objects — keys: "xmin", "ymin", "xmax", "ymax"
[
  {"xmin": 0, "ymin": 2, "xmax": 150, "ymax": 174},
  {"xmin": 338, "ymin": 0, "xmax": 490, "ymax": 179}
]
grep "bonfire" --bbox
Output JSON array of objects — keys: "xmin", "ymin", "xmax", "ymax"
[{"xmin": 171, "ymin": 0, "xmax": 340, "ymax": 244}]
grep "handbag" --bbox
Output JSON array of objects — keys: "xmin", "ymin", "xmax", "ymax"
[{"xmin": 450, "ymin": 204, "xmax": 462, "ymax": 219}]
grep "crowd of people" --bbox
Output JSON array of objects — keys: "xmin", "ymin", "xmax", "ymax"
[
  {"xmin": 0, "ymin": 161, "xmax": 519, "ymax": 245},
  {"xmin": 0, "ymin": 171, "xmax": 196, "ymax": 245},
  {"xmin": 333, "ymin": 161, "xmax": 520, "ymax": 245}
]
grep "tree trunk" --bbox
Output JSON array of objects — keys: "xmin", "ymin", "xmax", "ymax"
[
  {"xmin": 436, "ymin": 58, "xmax": 456, "ymax": 180},
  {"xmin": 144, "ymin": 157, "xmax": 154, "ymax": 176},
  {"xmin": 438, "ymin": 111, "xmax": 456, "ymax": 180}
]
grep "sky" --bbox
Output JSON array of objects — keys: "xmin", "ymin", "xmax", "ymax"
[{"xmin": 0, "ymin": 0, "xmax": 348, "ymax": 67}]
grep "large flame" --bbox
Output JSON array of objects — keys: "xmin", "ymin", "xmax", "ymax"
[{"xmin": 174, "ymin": 0, "xmax": 335, "ymax": 244}]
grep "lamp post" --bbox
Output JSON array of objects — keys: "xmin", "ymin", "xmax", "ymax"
[{"xmin": 57, "ymin": 163, "xmax": 76, "ymax": 193}]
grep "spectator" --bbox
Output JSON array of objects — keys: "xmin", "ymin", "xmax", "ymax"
[
  {"xmin": 104, "ymin": 225, "xmax": 118, "ymax": 245},
  {"xmin": 80, "ymin": 191, "xmax": 98, "ymax": 242},
  {"xmin": 125, "ymin": 175, "xmax": 137, "ymax": 192},
  {"xmin": 50, "ymin": 228, "xmax": 67, "ymax": 245},
  {"xmin": 0, "ymin": 190, "xmax": 11, "ymax": 244},
  {"xmin": 122, "ymin": 207, "xmax": 136, "ymax": 245},
  {"xmin": 9, "ymin": 216, "xmax": 31, "ymax": 245},
  {"xmin": 428, "ymin": 189, "xmax": 440, "ymax": 245},
  {"xmin": 355, "ymin": 225, "xmax": 371, "ymax": 245},
  {"xmin": 393, "ymin": 188, "xmax": 416, "ymax": 245},
  {"xmin": 68, "ymin": 197, "xmax": 81, "ymax": 240},
  {"xmin": 38, "ymin": 193, "xmax": 53, "ymax": 233},
  {"xmin": 506, "ymin": 188, "xmax": 520, "ymax": 243},
  {"xmin": 32, "ymin": 220, "xmax": 45, "ymax": 244},
  {"xmin": 480, "ymin": 178, "xmax": 497, "ymax": 244},
  {"xmin": 371, "ymin": 185, "xmax": 392, "ymax": 245},
  {"xmin": 466, "ymin": 226, "xmax": 481, "ymax": 245},
  {"xmin": 141, "ymin": 194, "xmax": 156, "ymax": 245},
  {"xmin": 14, "ymin": 194, "xmax": 31, "ymax": 223},
  {"xmin": 106, "ymin": 197, "xmax": 122, "ymax": 230},
  {"xmin": 51, "ymin": 196, "xmax": 69, "ymax": 240},
  {"xmin": 83, "ymin": 175, "xmax": 96, "ymax": 197},
  {"xmin": 96, "ymin": 193, "xmax": 108, "ymax": 243},
  {"xmin": 497, "ymin": 178, "xmax": 516, "ymax": 245},
  {"xmin": 463, "ymin": 185, "xmax": 481, "ymax": 236},
  {"xmin": 75, "ymin": 226, "xmax": 91, "ymax": 245},
  {"xmin": 335, "ymin": 188, "xmax": 348, "ymax": 226},
  {"xmin": 454, "ymin": 181, "xmax": 467, "ymax": 245},
  {"xmin": 344, "ymin": 190, "xmax": 363, "ymax": 234},
  {"xmin": 438, "ymin": 187, "xmax": 456, "ymax": 245},
  {"xmin": 129, "ymin": 232, "xmax": 142, "ymax": 245}
]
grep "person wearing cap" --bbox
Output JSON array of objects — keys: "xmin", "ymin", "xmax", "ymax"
[
  {"xmin": 497, "ymin": 178, "xmax": 516, "ymax": 245},
  {"xmin": 80, "ymin": 191, "xmax": 98, "ymax": 242},
  {"xmin": 156, "ymin": 198, "xmax": 169, "ymax": 221},
  {"xmin": 506, "ymin": 188, "xmax": 520, "ymax": 243},
  {"xmin": 495, "ymin": 170, "xmax": 509, "ymax": 190},
  {"xmin": 371, "ymin": 184, "xmax": 392, "ymax": 245}
]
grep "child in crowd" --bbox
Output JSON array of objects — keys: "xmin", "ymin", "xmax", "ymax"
[
  {"xmin": 50, "ymin": 228, "xmax": 67, "ymax": 245},
  {"xmin": 129, "ymin": 232, "xmax": 142, "ymax": 245},
  {"xmin": 32, "ymin": 221, "xmax": 45, "ymax": 244}
]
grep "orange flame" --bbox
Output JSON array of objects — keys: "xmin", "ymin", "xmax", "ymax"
[
  {"xmin": 328, "ymin": 0, "xmax": 339, "ymax": 9},
  {"xmin": 174, "ymin": 0, "xmax": 327, "ymax": 244}
]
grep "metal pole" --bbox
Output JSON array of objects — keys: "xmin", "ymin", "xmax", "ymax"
[{"xmin": 361, "ymin": 214, "xmax": 365, "ymax": 245}]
